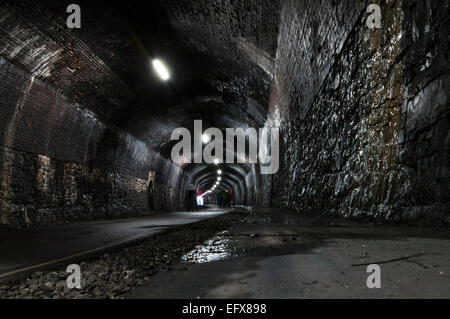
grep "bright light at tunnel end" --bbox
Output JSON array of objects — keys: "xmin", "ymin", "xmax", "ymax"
[{"xmin": 152, "ymin": 58, "xmax": 170, "ymax": 81}]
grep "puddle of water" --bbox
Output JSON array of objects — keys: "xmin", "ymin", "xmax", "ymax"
[{"xmin": 181, "ymin": 232, "xmax": 232, "ymax": 263}]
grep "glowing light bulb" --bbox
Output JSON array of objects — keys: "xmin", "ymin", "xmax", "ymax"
[
  {"xmin": 202, "ymin": 134, "xmax": 210, "ymax": 144},
  {"xmin": 152, "ymin": 59, "xmax": 170, "ymax": 81}
]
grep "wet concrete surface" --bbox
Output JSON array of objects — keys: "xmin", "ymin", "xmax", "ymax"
[
  {"xmin": 127, "ymin": 209, "xmax": 450, "ymax": 299},
  {"xmin": 0, "ymin": 207, "xmax": 228, "ymax": 278},
  {"xmin": 1, "ymin": 207, "xmax": 449, "ymax": 299}
]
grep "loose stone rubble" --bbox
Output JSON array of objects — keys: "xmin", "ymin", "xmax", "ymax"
[{"xmin": 0, "ymin": 211, "xmax": 245, "ymax": 299}]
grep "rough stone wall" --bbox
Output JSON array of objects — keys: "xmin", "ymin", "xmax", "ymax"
[
  {"xmin": 275, "ymin": 0, "xmax": 365, "ymax": 118},
  {"xmin": 272, "ymin": 0, "xmax": 449, "ymax": 224},
  {"xmin": 0, "ymin": 57, "xmax": 188, "ymax": 229},
  {"xmin": 242, "ymin": 164, "xmax": 271, "ymax": 207}
]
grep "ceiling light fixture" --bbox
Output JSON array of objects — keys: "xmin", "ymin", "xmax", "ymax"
[
  {"xmin": 202, "ymin": 134, "xmax": 210, "ymax": 144},
  {"xmin": 152, "ymin": 58, "xmax": 170, "ymax": 81}
]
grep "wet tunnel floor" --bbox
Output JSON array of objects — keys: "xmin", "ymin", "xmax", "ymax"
[
  {"xmin": 127, "ymin": 210, "xmax": 450, "ymax": 299},
  {"xmin": 1, "ymin": 208, "xmax": 450, "ymax": 299}
]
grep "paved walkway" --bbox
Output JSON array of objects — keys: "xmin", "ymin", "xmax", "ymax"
[
  {"xmin": 126, "ymin": 212, "xmax": 450, "ymax": 299},
  {"xmin": 0, "ymin": 207, "xmax": 228, "ymax": 279}
]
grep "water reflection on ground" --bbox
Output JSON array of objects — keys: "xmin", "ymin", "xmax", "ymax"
[{"xmin": 181, "ymin": 231, "xmax": 231, "ymax": 263}]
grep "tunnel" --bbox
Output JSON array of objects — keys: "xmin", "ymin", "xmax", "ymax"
[{"xmin": 0, "ymin": 0, "xmax": 449, "ymax": 302}]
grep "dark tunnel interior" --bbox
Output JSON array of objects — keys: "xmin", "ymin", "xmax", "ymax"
[{"xmin": 0, "ymin": 0, "xmax": 449, "ymax": 301}]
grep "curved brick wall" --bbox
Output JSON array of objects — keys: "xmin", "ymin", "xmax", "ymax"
[{"xmin": 0, "ymin": 57, "xmax": 189, "ymax": 229}]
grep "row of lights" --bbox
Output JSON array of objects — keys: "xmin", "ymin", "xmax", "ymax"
[
  {"xmin": 151, "ymin": 61, "xmax": 228, "ymax": 199},
  {"xmin": 153, "ymin": 62, "xmax": 225, "ymax": 167},
  {"xmin": 204, "ymin": 134, "xmax": 222, "ymax": 166},
  {"xmin": 203, "ymin": 168, "xmax": 223, "ymax": 197}
]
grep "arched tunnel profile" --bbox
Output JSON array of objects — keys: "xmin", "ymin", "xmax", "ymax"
[{"xmin": 0, "ymin": 0, "xmax": 449, "ymax": 303}]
